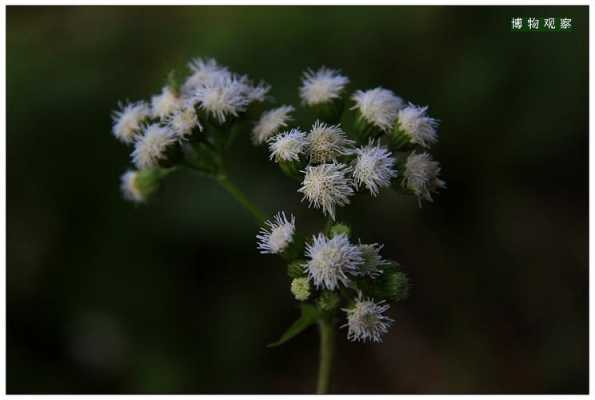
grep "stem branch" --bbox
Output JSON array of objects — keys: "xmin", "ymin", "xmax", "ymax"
[{"xmin": 317, "ymin": 317, "xmax": 335, "ymax": 394}]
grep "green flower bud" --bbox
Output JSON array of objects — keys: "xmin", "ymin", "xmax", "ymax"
[
  {"xmin": 329, "ymin": 223, "xmax": 351, "ymax": 238},
  {"xmin": 290, "ymin": 277, "xmax": 311, "ymax": 301},
  {"xmin": 366, "ymin": 267, "xmax": 409, "ymax": 302},
  {"xmin": 354, "ymin": 261, "xmax": 409, "ymax": 302},
  {"xmin": 287, "ymin": 260, "xmax": 306, "ymax": 279},
  {"xmin": 121, "ymin": 167, "xmax": 172, "ymax": 203},
  {"xmin": 318, "ymin": 291, "xmax": 340, "ymax": 311}
]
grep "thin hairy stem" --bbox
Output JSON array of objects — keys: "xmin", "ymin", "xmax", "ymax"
[
  {"xmin": 216, "ymin": 174, "xmax": 266, "ymax": 224},
  {"xmin": 316, "ymin": 317, "xmax": 335, "ymax": 394}
]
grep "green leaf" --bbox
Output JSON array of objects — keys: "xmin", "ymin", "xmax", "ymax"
[{"xmin": 267, "ymin": 304, "xmax": 321, "ymax": 348}]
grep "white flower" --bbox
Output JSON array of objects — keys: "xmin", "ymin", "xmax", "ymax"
[
  {"xmin": 268, "ymin": 128, "xmax": 308, "ymax": 163},
  {"xmin": 120, "ymin": 170, "xmax": 144, "ymax": 203},
  {"xmin": 166, "ymin": 105, "xmax": 202, "ymax": 140},
  {"xmin": 397, "ymin": 104, "xmax": 439, "ymax": 148},
  {"xmin": 182, "ymin": 57, "xmax": 231, "ymax": 95},
  {"xmin": 403, "ymin": 152, "xmax": 446, "ymax": 204},
  {"xmin": 192, "ymin": 75, "xmax": 269, "ymax": 124},
  {"xmin": 342, "ymin": 296, "xmax": 394, "ymax": 343},
  {"xmin": 191, "ymin": 76, "xmax": 250, "ymax": 123},
  {"xmin": 357, "ymin": 243, "xmax": 388, "ymax": 278},
  {"xmin": 245, "ymin": 79, "xmax": 270, "ymax": 103},
  {"xmin": 298, "ymin": 163, "xmax": 354, "ymax": 220},
  {"xmin": 351, "ymin": 88, "xmax": 403, "ymax": 132},
  {"xmin": 111, "ymin": 101, "xmax": 150, "ymax": 144},
  {"xmin": 352, "ymin": 141, "xmax": 397, "ymax": 196},
  {"xmin": 256, "ymin": 212, "xmax": 296, "ymax": 254},
  {"xmin": 307, "ymin": 121, "xmax": 353, "ymax": 164},
  {"xmin": 252, "ymin": 105, "xmax": 294, "ymax": 144},
  {"xmin": 131, "ymin": 124, "xmax": 176, "ymax": 169},
  {"xmin": 305, "ymin": 233, "xmax": 363, "ymax": 290},
  {"xmin": 300, "ymin": 67, "xmax": 349, "ymax": 106},
  {"xmin": 151, "ymin": 86, "xmax": 182, "ymax": 119}
]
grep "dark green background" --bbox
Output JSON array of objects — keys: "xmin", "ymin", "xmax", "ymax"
[{"xmin": 7, "ymin": 6, "xmax": 588, "ymax": 394}]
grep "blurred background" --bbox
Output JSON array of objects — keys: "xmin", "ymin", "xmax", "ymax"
[{"xmin": 7, "ymin": 6, "xmax": 588, "ymax": 394}]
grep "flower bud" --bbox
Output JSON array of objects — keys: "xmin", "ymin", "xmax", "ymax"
[
  {"xmin": 287, "ymin": 260, "xmax": 307, "ymax": 279},
  {"xmin": 290, "ymin": 277, "xmax": 311, "ymax": 301},
  {"xmin": 329, "ymin": 223, "xmax": 351, "ymax": 238},
  {"xmin": 358, "ymin": 265, "xmax": 409, "ymax": 302},
  {"xmin": 318, "ymin": 291, "xmax": 340, "ymax": 312},
  {"xmin": 120, "ymin": 168, "xmax": 171, "ymax": 203},
  {"xmin": 382, "ymin": 269, "xmax": 409, "ymax": 302}
]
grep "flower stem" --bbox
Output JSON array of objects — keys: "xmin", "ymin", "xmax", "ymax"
[
  {"xmin": 316, "ymin": 317, "xmax": 335, "ymax": 394},
  {"xmin": 216, "ymin": 174, "xmax": 266, "ymax": 224}
]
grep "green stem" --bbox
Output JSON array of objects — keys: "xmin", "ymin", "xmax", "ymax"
[
  {"xmin": 316, "ymin": 317, "xmax": 335, "ymax": 394},
  {"xmin": 216, "ymin": 174, "xmax": 266, "ymax": 224}
]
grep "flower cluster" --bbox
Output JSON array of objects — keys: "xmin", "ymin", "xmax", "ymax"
[
  {"xmin": 255, "ymin": 71, "xmax": 445, "ymax": 221},
  {"xmin": 111, "ymin": 57, "xmax": 269, "ymax": 202},
  {"xmin": 254, "ymin": 66, "xmax": 446, "ymax": 344},
  {"xmin": 112, "ymin": 57, "xmax": 444, "ymax": 349},
  {"xmin": 257, "ymin": 212, "xmax": 406, "ymax": 343}
]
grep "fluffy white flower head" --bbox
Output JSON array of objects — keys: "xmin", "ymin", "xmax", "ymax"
[
  {"xmin": 397, "ymin": 104, "xmax": 439, "ymax": 148},
  {"xmin": 120, "ymin": 170, "xmax": 144, "ymax": 203},
  {"xmin": 300, "ymin": 67, "xmax": 349, "ymax": 106},
  {"xmin": 192, "ymin": 75, "xmax": 269, "ymax": 124},
  {"xmin": 298, "ymin": 163, "xmax": 354, "ymax": 220},
  {"xmin": 131, "ymin": 124, "xmax": 176, "ymax": 169},
  {"xmin": 403, "ymin": 152, "xmax": 446, "ymax": 204},
  {"xmin": 352, "ymin": 141, "xmax": 397, "ymax": 196},
  {"xmin": 305, "ymin": 233, "xmax": 363, "ymax": 290},
  {"xmin": 151, "ymin": 86, "xmax": 182, "ymax": 119},
  {"xmin": 256, "ymin": 212, "xmax": 296, "ymax": 254},
  {"xmin": 342, "ymin": 296, "xmax": 394, "ymax": 343},
  {"xmin": 112, "ymin": 101, "xmax": 150, "ymax": 144},
  {"xmin": 307, "ymin": 121, "xmax": 353, "ymax": 164},
  {"xmin": 166, "ymin": 105, "xmax": 201, "ymax": 140},
  {"xmin": 268, "ymin": 128, "xmax": 308, "ymax": 163},
  {"xmin": 351, "ymin": 88, "xmax": 403, "ymax": 132},
  {"xmin": 244, "ymin": 79, "xmax": 270, "ymax": 103},
  {"xmin": 182, "ymin": 58, "xmax": 231, "ymax": 94},
  {"xmin": 358, "ymin": 243, "xmax": 388, "ymax": 278},
  {"xmin": 192, "ymin": 76, "xmax": 251, "ymax": 123},
  {"xmin": 252, "ymin": 105, "xmax": 294, "ymax": 144}
]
